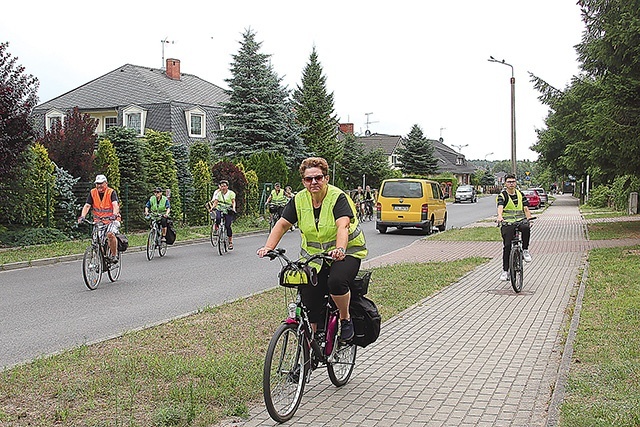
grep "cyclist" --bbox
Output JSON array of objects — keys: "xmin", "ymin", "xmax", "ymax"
[
  {"xmin": 144, "ymin": 187, "xmax": 171, "ymax": 242},
  {"xmin": 265, "ymin": 182, "xmax": 287, "ymax": 224},
  {"xmin": 208, "ymin": 179, "xmax": 236, "ymax": 250},
  {"xmin": 352, "ymin": 186, "xmax": 366, "ymax": 219},
  {"xmin": 257, "ymin": 157, "xmax": 368, "ymax": 341},
  {"xmin": 363, "ymin": 185, "xmax": 375, "ymax": 218},
  {"xmin": 77, "ymin": 174, "xmax": 121, "ymax": 263},
  {"xmin": 496, "ymin": 173, "xmax": 533, "ymax": 281}
]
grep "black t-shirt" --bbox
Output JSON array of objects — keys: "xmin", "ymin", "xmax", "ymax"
[
  {"xmin": 281, "ymin": 193, "xmax": 353, "ymax": 227},
  {"xmin": 497, "ymin": 190, "xmax": 529, "ymax": 208}
]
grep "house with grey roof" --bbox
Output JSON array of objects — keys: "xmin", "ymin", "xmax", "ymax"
[
  {"xmin": 32, "ymin": 59, "xmax": 228, "ymax": 145},
  {"xmin": 355, "ymin": 132, "xmax": 477, "ymax": 184}
]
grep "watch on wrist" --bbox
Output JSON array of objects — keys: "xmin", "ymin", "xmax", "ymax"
[{"xmin": 336, "ymin": 247, "xmax": 345, "ymax": 254}]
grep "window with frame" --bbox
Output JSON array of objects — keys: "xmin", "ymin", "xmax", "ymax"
[
  {"xmin": 185, "ymin": 107, "xmax": 206, "ymax": 138},
  {"xmin": 122, "ymin": 105, "xmax": 146, "ymax": 136},
  {"xmin": 105, "ymin": 116, "xmax": 118, "ymax": 130},
  {"xmin": 45, "ymin": 109, "xmax": 65, "ymax": 132}
]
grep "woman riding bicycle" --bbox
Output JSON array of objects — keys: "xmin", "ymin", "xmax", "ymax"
[
  {"xmin": 496, "ymin": 173, "xmax": 533, "ymax": 281},
  {"xmin": 144, "ymin": 187, "xmax": 171, "ymax": 241},
  {"xmin": 257, "ymin": 157, "xmax": 367, "ymax": 341},
  {"xmin": 265, "ymin": 182, "xmax": 287, "ymax": 223},
  {"xmin": 208, "ymin": 180, "xmax": 236, "ymax": 250}
]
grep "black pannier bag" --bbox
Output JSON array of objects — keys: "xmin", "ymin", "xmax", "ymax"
[
  {"xmin": 349, "ymin": 293, "xmax": 381, "ymax": 348},
  {"xmin": 351, "ymin": 270, "xmax": 372, "ymax": 296},
  {"xmin": 116, "ymin": 233, "xmax": 129, "ymax": 252},
  {"xmin": 165, "ymin": 219, "xmax": 177, "ymax": 245}
]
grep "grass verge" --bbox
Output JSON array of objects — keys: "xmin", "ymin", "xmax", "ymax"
[
  {"xmin": 559, "ymin": 245, "xmax": 640, "ymax": 426},
  {"xmin": 0, "ymin": 216, "xmax": 267, "ymax": 266},
  {"xmin": 586, "ymin": 221, "xmax": 640, "ymax": 240},
  {"xmin": 0, "ymin": 257, "xmax": 487, "ymax": 426}
]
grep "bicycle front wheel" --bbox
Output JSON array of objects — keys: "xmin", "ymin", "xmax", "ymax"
[
  {"xmin": 263, "ymin": 323, "xmax": 309, "ymax": 423},
  {"xmin": 327, "ymin": 341, "xmax": 357, "ymax": 387},
  {"xmin": 107, "ymin": 253, "xmax": 122, "ymax": 282},
  {"xmin": 218, "ymin": 226, "xmax": 227, "ymax": 256},
  {"xmin": 83, "ymin": 246, "xmax": 102, "ymax": 290},
  {"xmin": 509, "ymin": 245, "xmax": 524, "ymax": 293},
  {"xmin": 210, "ymin": 223, "xmax": 218, "ymax": 247},
  {"xmin": 158, "ymin": 237, "xmax": 167, "ymax": 257},
  {"xmin": 146, "ymin": 229, "xmax": 156, "ymax": 261}
]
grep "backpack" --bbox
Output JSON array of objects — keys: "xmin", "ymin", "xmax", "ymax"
[
  {"xmin": 116, "ymin": 233, "xmax": 129, "ymax": 252},
  {"xmin": 349, "ymin": 293, "xmax": 381, "ymax": 348},
  {"xmin": 165, "ymin": 219, "xmax": 177, "ymax": 245}
]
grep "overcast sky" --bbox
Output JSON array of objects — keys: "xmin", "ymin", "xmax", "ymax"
[{"xmin": 3, "ymin": 1, "xmax": 584, "ymax": 161}]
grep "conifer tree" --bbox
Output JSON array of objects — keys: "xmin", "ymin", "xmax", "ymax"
[
  {"xmin": 396, "ymin": 124, "xmax": 440, "ymax": 176},
  {"xmin": 216, "ymin": 29, "xmax": 292, "ymax": 158},
  {"xmin": 292, "ymin": 46, "xmax": 342, "ymax": 166},
  {"xmin": 172, "ymin": 143, "xmax": 195, "ymax": 224},
  {"xmin": 144, "ymin": 130, "xmax": 182, "ymax": 219},
  {"xmin": 94, "ymin": 139, "xmax": 120, "ymax": 192}
]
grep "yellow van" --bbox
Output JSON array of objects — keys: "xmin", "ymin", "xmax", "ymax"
[{"xmin": 375, "ymin": 178, "xmax": 447, "ymax": 235}]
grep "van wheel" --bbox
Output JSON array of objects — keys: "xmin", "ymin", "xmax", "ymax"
[
  {"xmin": 422, "ymin": 222, "xmax": 432, "ymax": 236},
  {"xmin": 437, "ymin": 214, "xmax": 447, "ymax": 232},
  {"xmin": 377, "ymin": 225, "xmax": 387, "ymax": 234}
]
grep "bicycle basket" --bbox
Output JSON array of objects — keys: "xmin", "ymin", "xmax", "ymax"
[
  {"xmin": 352, "ymin": 270, "xmax": 372, "ymax": 295},
  {"xmin": 279, "ymin": 264, "xmax": 318, "ymax": 288}
]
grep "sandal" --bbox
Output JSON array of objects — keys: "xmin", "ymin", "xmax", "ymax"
[{"xmin": 229, "ymin": 243, "xmax": 234, "ymax": 250}]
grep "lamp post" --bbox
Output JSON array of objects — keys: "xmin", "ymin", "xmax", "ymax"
[{"xmin": 488, "ymin": 56, "xmax": 516, "ymax": 175}]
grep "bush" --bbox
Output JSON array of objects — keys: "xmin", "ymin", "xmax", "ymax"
[
  {"xmin": 0, "ymin": 227, "xmax": 69, "ymax": 247},
  {"xmin": 586, "ymin": 184, "xmax": 613, "ymax": 208}
]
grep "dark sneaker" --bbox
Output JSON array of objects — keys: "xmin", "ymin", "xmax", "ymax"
[{"xmin": 340, "ymin": 319, "xmax": 354, "ymax": 341}]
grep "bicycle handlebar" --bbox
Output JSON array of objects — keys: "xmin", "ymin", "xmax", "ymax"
[
  {"xmin": 263, "ymin": 248, "xmax": 333, "ymax": 266},
  {"xmin": 499, "ymin": 216, "xmax": 536, "ymax": 227}
]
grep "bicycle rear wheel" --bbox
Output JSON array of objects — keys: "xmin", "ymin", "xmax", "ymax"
[
  {"xmin": 146, "ymin": 228, "xmax": 156, "ymax": 260},
  {"xmin": 263, "ymin": 323, "xmax": 309, "ymax": 423},
  {"xmin": 83, "ymin": 246, "xmax": 102, "ymax": 290},
  {"xmin": 327, "ymin": 341, "xmax": 357, "ymax": 387},
  {"xmin": 107, "ymin": 253, "xmax": 121, "ymax": 282},
  {"xmin": 509, "ymin": 245, "xmax": 524, "ymax": 293}
]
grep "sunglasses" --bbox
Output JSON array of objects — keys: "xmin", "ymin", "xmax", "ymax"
[{"xmin": 303, "ymin": 174, "xmax": 325, "ymax": 184}]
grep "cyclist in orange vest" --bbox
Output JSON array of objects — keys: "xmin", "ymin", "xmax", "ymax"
[{"xmin": 78, "ymin": 174, "xmax": 121, "ymax": 262}]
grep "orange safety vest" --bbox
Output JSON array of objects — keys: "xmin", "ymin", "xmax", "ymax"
[{"xmin": 90, "ymin": 187, "xmax": 115, "ymax": 222}]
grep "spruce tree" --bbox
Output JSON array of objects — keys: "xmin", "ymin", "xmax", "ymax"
[
  {"xmin": 396, "ymin": 124, "xmax": 440, "ymax": 176},
  {"xmin": 216, "ymin": 29, "xmax": 292, "ymax": 158},
  {"xmin": 172, "ymin": 143, "xmax": 194, "ymax": 224},
  {"xmin": 144, "ymin": 130, "xmax": 182, "ymax": 219},
  {"xmin": 292, "ymin": 46, "xmax": 342, "ymax": 166}
]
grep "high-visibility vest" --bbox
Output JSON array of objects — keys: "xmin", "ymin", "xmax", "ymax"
[
  {"xmin": 498, "ymin": 190, "xmax": 526, "ymax": 222},
  {"xmin": 90, "ymin": 187, "xmax": 115, "ymax": 222},
  {"xmin": 149, "ymin": 195, "xmax": 169, "ymax": 214},
  {"xmin": 270, "ymin": 189, "xmax": 287, "ymax": 204},
  {"xmin": 295, "ymin": 184, "xmax": 367, "ymax": 269}
]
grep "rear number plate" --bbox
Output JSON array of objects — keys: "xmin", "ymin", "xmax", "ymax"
[{"xmin": 393, "ymin": 206, "xmax": 409, "ymax": 211}]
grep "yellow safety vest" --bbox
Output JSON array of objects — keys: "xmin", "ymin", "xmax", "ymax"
[
  {"xmin": 498, "ymin": 190, "xmax": 526, "ymax": 222},
  {"xmin": 295, "ymin": 185, "xmax": 367, "ymax": 269}
]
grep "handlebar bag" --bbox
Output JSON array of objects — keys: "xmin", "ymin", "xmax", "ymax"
[{"xmin": 279, "ymin": 265, "xmax": 318, "ymax": 288}]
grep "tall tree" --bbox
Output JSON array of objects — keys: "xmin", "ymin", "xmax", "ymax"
[
  {"xmin": 40, "ymin": 107, "xmax": 97, "ymax": 181},
  {"xmin": 94, "ymin": 138, "xmax": 120, "ymax": 192},
  {"xmin": 144, "ymin": 130, "xmax": 182, "ymax": 219},
  {"xmin": 172, "ymin": 143, "xmax": 195, "ymax": 225},
  {"xmin": 292, "ymin": 46, "xmax": 342, "ymax": 166},
  {"xmin": 396, "ymin": 124, "xmax": 439, "ymax": 176},
  {"xmin": 216, "ymin": 28, "xmax": 292, "ymax": 158},
  {"xmin": 0, "ymin": 42, "xmax": 39, "ymax": 181}
]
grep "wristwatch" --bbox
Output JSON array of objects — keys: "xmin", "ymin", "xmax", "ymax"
[{"xmin": 336, "ymin": 247, "xmax": 346, "ymax": 255}]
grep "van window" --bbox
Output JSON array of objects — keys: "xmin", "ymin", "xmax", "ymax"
[
  {"xmin": 381, "ymin": 181, "xmax": 423, "ymax": 198},
  {"xmin": 431, "ymin": 183, "xmax": 442, "ymax": 199}
]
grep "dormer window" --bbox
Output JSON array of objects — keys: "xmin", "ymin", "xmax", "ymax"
[
  {"xmin": 122, "ymin": 105, "xmax": 147, "ymax": 136},
  {"xmin": 456, "ymin": 156, "xmax": 464, "ymax": 166},
  {"xmin": 45, "ymin": 109, "xmax": 65, "ymax": 132},
  {"xmin": 185, "ymin": 107, "xmax": 206, "ymax": 138}
]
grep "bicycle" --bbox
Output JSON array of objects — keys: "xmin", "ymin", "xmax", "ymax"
[
  {"xmin": 146, "ymin": 214, "xmax": 168, "ymax": 261},
  {"xmin": 500, "ymin": 217, "xmax": 536, "ymax": 293},
  {"xmin": 210, "ymin": 209, "xmax": 229, "ymax": 255},
  {"xmin": 261, "ymin": 249, "xmax": 357, "ymax": 423},
  {"xmin": 267, "ymin": 202, "xmax": 285, "ymax": 231},
  {"xmin": 81, "ymin": 218, "xmax": 122, "ymax": 290}
]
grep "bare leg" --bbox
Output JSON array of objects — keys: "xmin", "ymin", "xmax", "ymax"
[{"xmin": 331, "ymin": 291, "xmax": 351, "ymax": 320}]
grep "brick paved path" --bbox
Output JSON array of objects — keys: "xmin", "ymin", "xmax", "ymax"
[{"xmin": 226, "ymin": 195, "xmax": 639, "ymax": 427}]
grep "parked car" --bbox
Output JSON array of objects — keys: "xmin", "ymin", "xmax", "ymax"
[
  {"xmin": 522, "ymin": 190, "xmax": 541, "ymax": 210},
  {"xmin": 454, "ymin": 185, "xmax": 477, "ymax": 203},
  {"xmin": 375, "ymin": 178, "xmax": 447, "ymax": 235},
  {"xmin": 529, "ymin": 187, "xmax": 548, "ymax": 206}
]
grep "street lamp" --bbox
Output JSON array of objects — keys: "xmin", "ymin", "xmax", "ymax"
[
  {"xmin": 484, "ymin": 152, "xmax": 494, "ymax": 161},
  {"xmin": 488, "ymin": 56, "xmax": 516, "ymax": 175}
]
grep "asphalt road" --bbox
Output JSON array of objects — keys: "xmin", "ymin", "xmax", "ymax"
[{"xmin": 0, "ymin": 196, "xmax": 496, "ymax": 369}]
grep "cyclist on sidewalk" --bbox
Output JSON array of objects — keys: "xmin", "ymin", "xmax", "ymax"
[
  {"xmin": 144, "ymin": 187, "xmax": 171, "ymax": 241},
  {"xmin": 77, "ymin": 174, "xmax": 121, "ymax": 263},
  {"xmin": 208, "ymin": 180, "xmax": 236, "ymax": 250},
  {"xmin": 496, "ymin": 173, "xmax": 533, "ymax": 281},
  {"xmin": 256, "ymin": 157, "xmax": 368, "ymax": 341}
]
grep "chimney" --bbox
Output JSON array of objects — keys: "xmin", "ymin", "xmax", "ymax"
[
  {"xmin": 339, "ymin": 123, "xmax": 354, "ymax": 135},
  {"xmin": 166, "ymin": 58, "xmax": 181, "ymax": 80}
]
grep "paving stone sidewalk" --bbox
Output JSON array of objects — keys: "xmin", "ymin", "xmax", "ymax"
[{"xmin": 224, "ymin": 194, "xmax": 640, "ymax": 427}]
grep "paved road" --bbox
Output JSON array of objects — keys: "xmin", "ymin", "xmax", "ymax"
[{"xmin": 0, "ymin": 197, "xmax": 495, "ymax": 370}]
